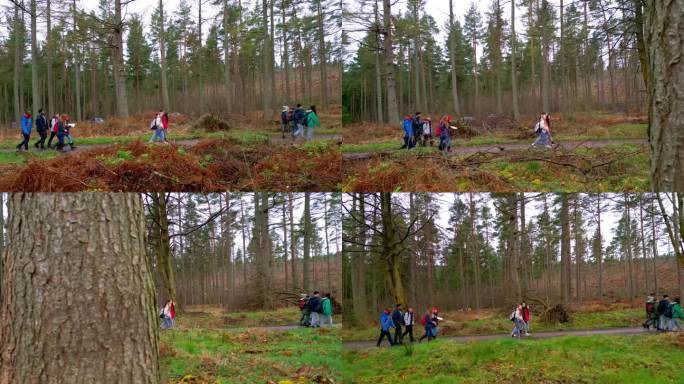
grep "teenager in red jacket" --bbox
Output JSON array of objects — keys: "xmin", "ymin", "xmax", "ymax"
[{"xmin": 522, "ymin": 302, "xmax": 531, "ymax": 336}]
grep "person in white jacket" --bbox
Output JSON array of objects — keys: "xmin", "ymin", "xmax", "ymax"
[
  {"xmin": 511, "ymin": 303, "xmax": 525, "ymax": 338},
  {"xmin": 149, "ymin": 112, "xmax": 165, "ymax": 143},
  {"xmin": 401, "ymin": 307, "xmax": 416, "ymax": 342}
]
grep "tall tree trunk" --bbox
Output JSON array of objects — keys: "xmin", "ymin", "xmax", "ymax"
[
  {"xmin": 30, "ymin": 0, "xmax": 39, "ymax": 120},
  {"xmin": 449, "ymin": 0, "xmax": 460, "ymax": 115},
  {"xmin": 647, "ymin": 0, "xmax": 684, "ymax": 191},
  {"xmin": 351, "ymin": 194, "xmax": 367, "ymax": 322},
  {"xmin": 560, "ymin": 193, "xmax": 571, "ymax": 304},
  {"xmin": 0, "ymin": 194, "xmax": 158, "ymax": 383},
  {"xmin": 261, "ymin": 0, "xmax": 273, "ymax": 119},
  {"xmin": 303, "ymin": 193, "xmax": 311, "ymax": 292},
  {"xmin": 289, "ymin": 192, "xmax": 297, "ymax": 289},
  {"xmin": 47, "ymin": 0, "xmax": 54, "ymax": 116},
  {"xmin": 317, "ymin": 0, "xmax": 327, "ymax": 109},
  {"xmin": 596, "ymin": 194, "xmax": 604, "ymax": 299},
  {"xmin": 160, "ymin": 0, "xmax": 171, "ymax": 112},
  {"xmin": 73, "ymin": 0, "xmax": 82, "ymax": 121},
  {"xmin": 382, "ymin": 0, "xmax": 399, "ymax": 123},
  {"xmin": 152, "ymin": 192, "xmax": 175, "ymax": 301},
  {"xmin": 510, "ymin": 0, "xmax": 519, "ymax": 120},
  {"xmin": 380, "ymin": 192, "xmax": 406, "ymax": 306},
  {"xmin": 469, "ymin": 193, "xmax": 481, "ymax": 309},
  {"xmin": 12, "ymin": 4, "xmax": 21, "ymax": 127},
  {"xmin": 112, "ymin": 0, "xmax": 129, "ymax": 118},
  {"xmin": 650, "ymin": 196, "xmax": 659, "ymax": 296},
  {"xmin": 374, "ymin": 0, "xmax": 384, "ymax": 124}
]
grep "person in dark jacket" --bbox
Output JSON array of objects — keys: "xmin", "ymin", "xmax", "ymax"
[
  {"xmin": 402, "ymin": 307, "xmax": 416, "ymax": 342},
  {"xmin": 412, "ymin": 112, "xmax": 423, "ymax": 146},
  {"xmin": 307, "ymin": 291, "xmax": 321, "ymax": 328},
  {"xmin": 657, "ymin": 294, "xmax": 671, "ymax": 331},
  {"xmin": 391, "ymin": 304, "xmax": 404, "ymax": 345},
  {"xmin": 377, "ymin": 308, "xmax": 395, "ymax": 347},
  {"xmin": 292, "ymin": 104, "xmax": 306, "ymax": 140},
  {"xmin": 16, "ymin": 110, "xmax": 32, "ymax": 151},
  {"xmin": 643, "ymin": 293, "xmax": 658, "ymax": 330},
  {"xmin": 34, "ymin": 109, "xmax": 48, "ymax": 149}
]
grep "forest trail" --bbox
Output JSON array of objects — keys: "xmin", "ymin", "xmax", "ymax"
[
  {"xmin": 343, "ymin": 138, "xmax": 647, "ymax": 160},
  {"xmin": 248, "ymin": 324, "xmax": 343, "ymax": 332},
  {"xmin": 343, "ymin": 327, "xmax": 649, "ymax": 350},
  {"xmin": 1, "ymin": 134, "xmax": 341, "ymax": 154}
]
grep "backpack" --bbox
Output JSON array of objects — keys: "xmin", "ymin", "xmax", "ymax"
[
  {"xmin": 150, "ymin": 118, "xmax": 158, "ymax": 130},
  {"xmin": 534, "ymin": 121, "xmax": 542, "ymax": 133},
  {"xmin": 420, "ymin": 314, "xmax": 427, "ymax": 326},
  {"xmin": 298, "ymin": 299, "xmax": 306, "ymax": 310},
  {"xmin": 665, "ymin": 304, "xmax": 674, "ymax": 318},
  {"xmin": 315, "ymin": 300, "xmax": 323, "ymax": 314},
  {"xmin": 646, "ymin": 302, "xmax": 655, "ymax": 314},
  {"xmin": 510, "ymin": 310, "xmax": 517, "ymax": 322}
]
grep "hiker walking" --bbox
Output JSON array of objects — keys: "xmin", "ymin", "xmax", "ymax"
[
  {"xmin": 657, "ymin": 294, "xmax": 671, "ymax": 331},
  {"xmin": 54, "ymin": 115, "xmax": 67, "ymax": 151},
  {"xmin": 420, "ymin": 117, "xmax": 433, "ymax": 147},
  {"xmin": 292, "ymin": 104, "xmax": 306, "ymax": 140},
  {"xmin": 438, "ymin": 115, "xmax": 452, "ymax": 153},
  {"xmin": 149, "ymin": 111, "xmax": 165, "ymax": 143},
  {"xmin": 412, "ymin": 112, "xmax": 423, "ymax": 146},
  {"xmin": 430, "ymin": 307, "xmax": 442, "ymax": 339},
  {"xmin": 34, "ymin": 109, "xmax": 48, "ymax": 150},
  {"xmin": 400, "ymin": 115, "xmax": 414, "ymax": 149},
  {"xmin": 402, "ymin": 307, "xmax": 416, "ymax": 342},
  {"xmin": 281, "ymin": 106, "xmax": 290, "ymax": 138},
  {"xmin": 418, "ymin": 309, "xmax": 436, "ymax": 343},
  {"xmin": 47, "ymin": 114, "xmax": 59, "ymax": 149},
  {"xmin": 63, "ymin": 115, "xmax": 76, "ymax": 150},
  {"xmin": 522, "ymin": 302, "xmax": 531, "ymax": 336},
  {"xmin": 299, "ymin": 294, "xmax": 311, "ymax": 327},
  {"xmin": 160, "ymin": 299, "xmax": 176, "ymax": 330},
  {"xmin": 377, "ymin": 308, "xmax": 395, "ymax": 347},
  {"xmin": 161, "ymin": 110, "xmax": 169, "ymax": 142},
  {"xmin": 510, "ymin": 303, "xmax": 525, "ymax": 338},
  {"xmin": 670, "ymin": 297, "xmax": 682, "ymax": 331},
  {"xmin": 321, "ymin": 293, "xmax": 333, "ymax": 327},
  {"xmin": 306, "ymin": 105, "xmax": 320, "ymax": 141},
  {"xmin": 16, "ymin": 110, "xmax": 32, "ymax": 151},
  {"xmin": 532, "ymin": 113, "xmax": 553, "ymax": 148},
  {"xmin": 643, "ymin": 293, "xmax": 658, "ymax": 330},
  {"xmin": 308, "ymin": 291, "xmax": 322, "ymax": 328},
  {"xmin": 391, "ymin": 304, "xmax": 404, "ymax": 345}
]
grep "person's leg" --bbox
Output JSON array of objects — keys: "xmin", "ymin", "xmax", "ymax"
[
  {"xmin": 377, "ymin": 331, "xmax": 385, "ymax": 347},
  {"xmin": 419, "ymin": 329, "xmax": 428, "ymax": 343},
  {"xmin": 394, "ymin": 324, "xmax": 402, "ymax": 345},
  {"xmin": 47, "ymin": 132, "xmax": 56, "ymax": 148}
]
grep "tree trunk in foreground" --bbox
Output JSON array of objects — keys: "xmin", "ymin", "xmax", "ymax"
[
  {"xmin": 647, "ymin": 0, "xmax": 684, "ymax": 191},
  {"xmin": 0, "ymin": 193, "xmax": 158, "ymax": 384}
]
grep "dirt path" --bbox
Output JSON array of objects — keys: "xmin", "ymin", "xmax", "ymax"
[
  {"xmin": 1, "ymin": 134, "xmax": 341, "ymax": 154},
  {"xmin": 343, "ymin": 138, "xmax": 647, "ymax": 161},
  {"xmin": 344, "ymin": 327, "xmax": 649, "ymax": 350}
]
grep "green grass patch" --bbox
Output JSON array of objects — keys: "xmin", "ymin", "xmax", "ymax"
[
  {"xmin": 0, "ymin": 150, "xmax": 60, "ymax": 164},
  {"xmin": 342, "ymin": 333, "xmax": 684, "ymax": 383},
  {"xmin": 160, "ymin": 309, "xmax": 341, "ymax": 383}
]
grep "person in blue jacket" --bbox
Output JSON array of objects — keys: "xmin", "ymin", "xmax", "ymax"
[
  {"xmin": 34, "ymin": 109, "xmax": 48, "ymax": 150},
  {"xmin": 16, "ymin": 110, "xmax": 32, "ymax": 151},
  {"xmin": 400, "ymin": 115, "xmax": 414, "ymax": 149},
  {"xmin": 376, "ymin": 308, "xmax": 395, "ymax": 347}
]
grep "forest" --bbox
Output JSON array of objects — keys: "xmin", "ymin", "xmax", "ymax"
[
  {"xmin": 341, "ymin": 192, "xmax": 684, "ymax": 382},
  {"xmin": 0, "ymin": 0, "xmax": 341, "ymax": 121},
  {"xmin": 341, "ymin": 0, "xmax": 682, "ymax": 192},
  {"xmin": 0, "ymin": 0, "xmax": 342, "ymax": 191},
  {"xmin": 0, "ymin": 193, "xmax": 343, "ymax": 383}
]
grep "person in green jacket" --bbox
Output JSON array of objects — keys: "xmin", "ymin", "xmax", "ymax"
[
  {"xmin": 671, "ymin": 297, "xmax": 683, "ymax": 331},
  {"xmin": 320, "ymin": 292, "xmax": 333, "ymax": 327},
  {"xmin": 305, "ymin": 105, "xmax": 321, "ymax": 141}
]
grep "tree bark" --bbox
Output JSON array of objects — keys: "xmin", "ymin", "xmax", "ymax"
[
  {"xmin": 112, "ymin": 0, "xmax": 130, "ymax": 118},
  {"xmin": 382, "ymin": 0, "xmax": 399, "ymax": 123},
  {"xmin": 449, "ymin": 0, "xmax": 460, "ymax": 115},
  {"xmin": 560, "ymin": 193, "xmax": 571, "ymax": 304},
  {"xmin": 647, "ymin": 0, "xmax": 684, "ymax": 191},
  {"xmin": 303, "ymin": 193, "xmax": 311, "ymax": 292},
  {"xmin": 510, "ymin": 0, "xmax": 519, "ymax": 120},
  {"xmin": 0, "ymin": 194, "xmax": 158, "ymax": 384},
  {"xmin": 160, "ymin": 0, "xmax": 171, "ymax": 112}
]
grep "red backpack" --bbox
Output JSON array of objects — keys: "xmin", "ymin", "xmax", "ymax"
[{"xmin": 420, "ymin": 314, "xmax": 428, "ymax": 326}]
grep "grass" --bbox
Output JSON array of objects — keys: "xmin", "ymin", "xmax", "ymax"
[
  {"xmin": 341, "ymin": 332, "xmax": 684, "ymax": 383},
  {"xmin": 341, "ymin": 307, "xmax": 645, "ymax": 342},
  {"xmin": 160, "ymin": 308, "xmax": 341, "ymax": 383}
]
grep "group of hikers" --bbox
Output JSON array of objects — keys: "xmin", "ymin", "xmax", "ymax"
[
  {"xmin": 159, "ymin": 299, "xmax": 177, "ymax": 330},
  {"xmin": 400, "ymin": 112, "xmax": 456, "ymax": 153},
  {"xmin": 399, "ymin": 112, "xmax": 555, "ymax": 152},
  {"xmin": 149, "ymin": 109, "xmax": 171, "ymax": 143},
  {"xmin": 509, "ymin": 302, "xmax": 532, "ymax": 337},
  {"xmin": 281, "ymin": 104, "xmax": 321, "ymax": 141},
  {"xmin": 643, "ymin": 293, "xmax": 683, "ymax": 331},
  {"xmin": 16, "ymin": 109, "xmax": 77, "ymax": 151},
  {"xmin": 298, "ymin": 291, "xmax": 334, "ymax": 328},
  {"xmin": 377, "ymin": 304, "xmax": 444, "ymax": 347}
]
